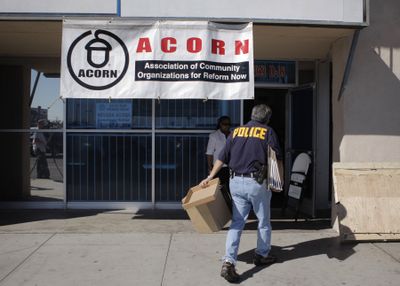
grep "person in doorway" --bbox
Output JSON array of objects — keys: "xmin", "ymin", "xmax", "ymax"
[
  {"xmin": 205, "ymin": 116, "xmax": 232, "ymax": 210},
  {"xmin": 32, "ymin": 119, "xmax": 50, "ymax": 179},
  {"xmin": 200, "ymin": 104, "xmax": 283, "ymax": 283}
]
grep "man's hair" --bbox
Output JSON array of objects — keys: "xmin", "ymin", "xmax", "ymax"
[
  {"xmin": 251, "ymin": 104, "xmax": 272, "ymax": 124},
  {"xmin": 216, "ymin": 115, "xmax": 231, "ymax": 130}
]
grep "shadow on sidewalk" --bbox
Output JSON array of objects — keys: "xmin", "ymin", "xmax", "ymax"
[
  {"xmin": 0, "ymin": 210, "xmax": 103, "ymax": 226},
  {"xmin": 131, "ymin": 209, "xmax": 189, "ymax": 220},
  {"xmin": 218, "ymin": 219, "xmax": 332, "ymax": 232},
  {"xmin": 236, "ymin": 236, "xmax": 357, "ymax": 283},
  {"xmin": 0, "ymin": 209, "xmax": 189, "ymax": 226},
  {"xmin": 130, "ymin": 210, "xmax": 331, "ymax": 231},
  {"xmin": 0, "ymin": 209, "xmax": 331, "ymax": 231},
  {"xmin": 248, "ymin": 219, "xmax": 331, "ymax": 231}
]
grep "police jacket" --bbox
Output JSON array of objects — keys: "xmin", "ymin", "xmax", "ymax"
[{"xmin": 218, "ymin": 120, "xmax": 282, "ymax": 174}]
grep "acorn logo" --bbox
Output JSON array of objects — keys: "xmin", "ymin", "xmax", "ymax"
[
  {"xmin": 67, "ymin": 29, "xmax": 129, "ymax": 90},
  {"xmin": 85, "ymin": 36, "xmax": 112, "ymax": 68}
]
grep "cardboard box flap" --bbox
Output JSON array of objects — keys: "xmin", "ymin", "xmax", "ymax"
[{"xmin": 182, "ymin": 178, "xmax": 220, "ymax": 210}]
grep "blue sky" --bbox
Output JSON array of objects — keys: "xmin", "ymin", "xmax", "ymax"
[{"xmin": 30, "ymin": 70, "xmax": 63, "ymax": 121}]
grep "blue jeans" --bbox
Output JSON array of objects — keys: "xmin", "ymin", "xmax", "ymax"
[{"xmin": 223, "ymin": 176, "xmax": 272, "ymax": 265}]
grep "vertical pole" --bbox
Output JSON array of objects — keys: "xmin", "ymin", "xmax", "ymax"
[
  {"xmin": 240, "ymin": 100, "xmax": 244, "ymax": 125},
  {"xmin": 63, "ymin": 98, "xmax": 67, "ymax": 209},
  {"xmin": 151, "ymin": 99, "xmax": 156, "ymax": 208}
]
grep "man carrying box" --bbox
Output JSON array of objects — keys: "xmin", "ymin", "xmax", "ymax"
[{"xmin": 200, "ymin": 104, "xmax": 283, "ymax": 283}]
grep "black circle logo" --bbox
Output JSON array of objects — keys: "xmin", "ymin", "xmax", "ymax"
[{"xmin": 67, "ymin": 30, "xmax": 129, "ymax": 90}]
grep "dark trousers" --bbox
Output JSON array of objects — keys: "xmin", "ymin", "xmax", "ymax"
[
  {"xmin": 217, "ymin": 167, "xmax": 232, "ymax": 212},
  {"xmin": 35, "ymin": 150, "xmax": 50, "ymax": 179}
]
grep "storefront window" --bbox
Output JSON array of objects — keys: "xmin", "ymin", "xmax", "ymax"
[
  {"xmin": 66, "ymin": 133, "xmax": 151, "ymax": 201},
  {"xmin": 65, "ymin": 97, "xmax": 240, "ymax": 203},
  {"xmin": 66, "ymin": 99, "xmax": 152, "ymax": 129},
  {"xmin": 155, "ymin": 134, "xmax": 209, "ymax": 201},
  {"xmin": 0, "ymin": 70, "xmax": 64, "ymax": 202},
  {"xmin": 0, "ymin": 130, "xmax": 63, "ymax": 202},
  {"xmin": 155, "ymin": 99, "xmax": 240, "ymax": 129}
]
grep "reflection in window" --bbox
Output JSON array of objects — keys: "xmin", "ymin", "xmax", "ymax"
[
  {"xmin": 155, "ymin": 134, "xmax": 209, "ymax": 201},
  {"xmin": 155, "ymin": 99, "xmax": 240, "ymax": 129},
  {"xmin": 0, "ymin": 132, "xmax": 63, "ymax": 202},
  {"xmin": 67, "ymin": 133, "xmax": 151, "ymax": 201},
  {"xmin": 30, "ymin": 131, "xmax": 64, "ymax": 201},
  {"xmin": 30, "ymin": 70, "xmax": 63, "ymax": 129},
  {"xmin": 67, "ymin": 99, "xmax": 152, "ymax": 129}
]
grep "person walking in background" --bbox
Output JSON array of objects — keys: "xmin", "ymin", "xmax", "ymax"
[
  {"xmin": 205, "ymin": 116, "xmax": 232, "ymax": 209},
  {"xmin": 32, "ymin": 119, "xmax": 50, "ymax": 179},
  {"xmin": 200, "ymin": 105, "xmax": 283, "ymax": 283}
]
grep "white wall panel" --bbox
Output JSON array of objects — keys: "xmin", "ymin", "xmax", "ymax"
[
  {"xmin": 0, "ymin": 0, "xmax": 117, "ymax": 15},
  {"xmin": 343, "ymin": 0, "xmax": 365, "ymax": 23},
  {"xmin": 121, "ymin": 0, "xmax": 365, "ymax": 25},
  {"xmin": 0, "ymin": 0, "xmax": 365, "ymax": 24}
]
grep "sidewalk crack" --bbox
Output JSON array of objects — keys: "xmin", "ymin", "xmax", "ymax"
[
  {"xmin": 0, "ymin": 233, "xmax": 57, "ymax": 285},
  {"xmin": 160, "ymin": 234, "xmax": 173, "ymax": 286},
  {"xmin": 371, "ymin": 243, "xmax": 400, "ymax": 263}
]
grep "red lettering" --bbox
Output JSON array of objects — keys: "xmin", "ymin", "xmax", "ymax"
[
  {"xmin": 136, "ymin": 38, "xmax": 152, "ymax": 53},
  {"xmin": 161, "ymin": 37, "xmax": 177, "ymax": 53},
  {"xmin": 135, "ymin": 37, "xmax": 246, "ymax": 55},
  {"xmin": 211, "ymin": 39, "xmax": 225, "ymax": 55},
  {"xmin": 187, "ymin": 37, "xmax": 202, "ymax": 53},
  {"xmin": 235, "ymin": 39, "xmax": 249, "ymax": 55}
]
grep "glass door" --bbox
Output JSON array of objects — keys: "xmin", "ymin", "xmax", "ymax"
[
  {"xmin": 0, "ymin": 68, "xmax": 64, "ymax": 205},
  {"xmin": 286, "ymin": 84, "xmax": 315, "ymax": 217}
]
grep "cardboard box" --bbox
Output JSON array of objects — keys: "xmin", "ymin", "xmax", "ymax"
[{"xmin": 182, "ymin": 178, "xmax": 231, "ymax": 233}]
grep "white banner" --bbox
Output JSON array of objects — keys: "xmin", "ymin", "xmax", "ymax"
[{"xmin": 60, "ymin": 20, "xmax": 254, "ymax": 100}]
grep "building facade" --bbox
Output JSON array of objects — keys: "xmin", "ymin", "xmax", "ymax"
[{"xmin": 0, "ymin": 0, "xmax": 399, "ymax": 218}]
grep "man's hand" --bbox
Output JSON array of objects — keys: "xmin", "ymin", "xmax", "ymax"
[{"xmin": 199, "ymin": 176, "xmax": 212, "ymax": 188}]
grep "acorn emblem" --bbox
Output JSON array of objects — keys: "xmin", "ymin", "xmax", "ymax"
[{"xmin": 85, "ymin": 33, "xmax": 112, "ymax": 68}]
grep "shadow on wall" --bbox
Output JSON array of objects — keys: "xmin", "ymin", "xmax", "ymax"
[{"xmin": 341, "ymin": 0, "xmax": 400, "ymax": 136}]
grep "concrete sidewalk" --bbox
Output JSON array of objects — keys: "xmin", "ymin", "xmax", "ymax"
[{"xmin": 0, "ymin": 210, "xmax": 399, "ymax": 286}]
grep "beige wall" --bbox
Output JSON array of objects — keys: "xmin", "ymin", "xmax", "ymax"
[
  {"xmin": 331, "ymin": 0, "xmax": 400, "ymax": 162},
  {"xmin": 331, "ymin": 35, "xmax": 352, "ymax": 162}
]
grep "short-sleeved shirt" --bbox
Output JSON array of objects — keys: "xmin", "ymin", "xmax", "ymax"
[
  {"xmin": 206, "ymin": 129, "xmax": 228, "ymax": 167},
  {"xmin": 218, "ymin": 120, "xmax": 282, "ymax": 174},
  {"xmin": 32, "ymin": 132, "xmax": 47, "ymax": 153}
]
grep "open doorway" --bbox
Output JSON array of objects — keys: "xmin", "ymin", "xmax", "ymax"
[
  {"xmin": 244, "ymin": 88, "xmax": 287, "ymax": 208},
  {"xmin": 244, "ymin": 87, "xmax": 315, "ymax": 215}
]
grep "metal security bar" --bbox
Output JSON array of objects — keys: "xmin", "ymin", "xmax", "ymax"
[
  {"xmin": 66, "ymin": 133, "xmax": 152, "ymax": 201},
  {"xmin": 65, "ymin": 98, "xmax": 241, "ymax": 204},
  {"xmin": 155, "ymin": 133, "xmax": 209, "ymax": 201}
]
